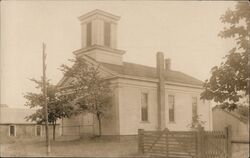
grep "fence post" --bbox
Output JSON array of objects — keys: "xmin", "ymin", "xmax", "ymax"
[
  {"xmin": 138, "ymin": 129, "xmax": 144, "ymax": 154},
  {"xmin": 197, "ymin": 128, "xmax": 204, "ymax": 158},
  {"xmin": 165, "ymin": 128, "xmax": 169, "ymax": 157},
  {"xmin": 225, "ymin": 125, "xmax": 232, "ymax": 158}
]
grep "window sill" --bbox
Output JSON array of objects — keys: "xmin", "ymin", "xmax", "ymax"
[
  {"xmin": 140, "ymin": 121, "xmax": 150, "ymax": 124},
  {"xmin": 168, "ymin": 121, "xmax": 176, "ymax": 124}
]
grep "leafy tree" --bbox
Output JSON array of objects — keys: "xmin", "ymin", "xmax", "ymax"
[
  {"xmin": 24, "ymin": 79, "xmax": 75, "ymax": 140},
  {"xmin": 60, "ymin": 57, "xmax": 112, "ymax": 136},
  {"xmin": 237, "ymin": 105, "xmax": 249, "ymax": 118},
  {"xmin": 201, "ymin": 2, "xmax": 250, "ymax": 111}
]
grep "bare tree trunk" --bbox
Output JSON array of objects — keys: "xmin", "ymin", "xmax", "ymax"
[
  {"xmin": 53, "ymin": 121, "xmax": 56, "ymax": 140},
  {"xmin": 97, "ymin": 113, "xmax": 102, "ymax": 136}
]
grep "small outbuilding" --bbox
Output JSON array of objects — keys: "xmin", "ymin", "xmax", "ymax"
[
  {"xmin": 0, "ymin": 104, "xmax": 61, "ymax": 140},
  {"xmin": 212, "ymin": 106, "xmax": 249, "ymax": 139}
]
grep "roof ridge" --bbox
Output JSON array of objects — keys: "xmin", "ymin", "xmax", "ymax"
[
  {"xmin": 123, "ymin": 61, "xmax": 203, "ymax": 82},
  {"xmin": 101, "ymin": 61, "xmax": 203, "ymax": 86},
  {"xmin": 231, "ymin": 110, "xmax": 248, "ymax": 121},
  {"xmin": 123, "ymin": 61, "xmax": 178, "ymax": 73},
  {"xmin": 174, "ymin": 71, "xmax": 204, "ymax": 83},
  {"xmin": 123, "ymin": 61, "xmax": 154, "ymax": 68},
  {"xmin": 0, "ymin": 107, "xmax": 34, "ymax": 110}
]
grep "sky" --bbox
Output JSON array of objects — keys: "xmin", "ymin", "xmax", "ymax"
[{"xmin": 1, "ymin": 1, "xmax": 236, "ymax": 108}]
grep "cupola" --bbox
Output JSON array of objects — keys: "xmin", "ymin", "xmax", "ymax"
[{"xmin": 73, "ymin": 9, "xmax": 125, "ymax": 65}]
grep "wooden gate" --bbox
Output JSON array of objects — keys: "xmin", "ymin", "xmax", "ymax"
[
  {"xmin": 138, "ymin": 126, "xmax": 232, "ymax": 158},
  {"xmin": 202, "ymin": 127, "xmax": 232, "ymax": 158}
]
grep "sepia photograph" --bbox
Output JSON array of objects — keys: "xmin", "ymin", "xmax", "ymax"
[{"xmin": 0, "ymin": 1, "xmax": 249, "ymax": 157}]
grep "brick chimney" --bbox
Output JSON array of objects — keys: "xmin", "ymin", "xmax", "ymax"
[
  {"xmin": 165, "ymin": 58, "xmax": 171, "ymax": 70},
  {"xmin": 156, "ymin": 52, "xmax": 166, "ymax": 130}
]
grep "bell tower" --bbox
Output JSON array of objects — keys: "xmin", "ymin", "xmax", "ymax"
[{"xmin": 74, "ymin": 9, "xmax": 125, "ymax": 65}]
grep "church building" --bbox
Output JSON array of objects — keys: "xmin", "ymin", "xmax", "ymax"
[{"xmin": 57, "ymin": 10, "xmax": 212, "ymax": 136}]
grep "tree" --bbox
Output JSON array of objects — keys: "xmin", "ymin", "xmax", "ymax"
[
  {"xmin": 60, "ymin": 57, "xmax": 112, "ymax": 136},
  {"xmin": 201, "ymin": 2, "xmax": 250, "ymax": 111},
  {"xmin": 237, "ymin": 105, "xmax": 249, "ymax": 118},
  {"xmin": 24, "ymin": 79, "xmax": 75, "ymax": 140}
]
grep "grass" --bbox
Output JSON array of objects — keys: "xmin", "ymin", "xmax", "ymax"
[
  {"xmin": 232, "ymin": 143, "xmax": 249, "ymax": 158},
  {"xmin": 1, "ymin": 136, "xmax": 248, "ymax": 157},
  {"xmin": 1, "ymin": 136, "xmax": 139, "ymax": 157}
]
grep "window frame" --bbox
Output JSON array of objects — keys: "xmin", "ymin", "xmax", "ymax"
[
  {"xmin": 9, "ymin": 125, "xmax": 16, "ymax": 137},
  {"xmin": 192, "ymin": 96, "xmax": 198, "ymax": 120},
  {"xmin": 141, "ymin": 92, "xmax": 149, "ymax": 122},
  {"xmin": 168, "ymin": 95, "xmax": 175, "ymax": 123}
]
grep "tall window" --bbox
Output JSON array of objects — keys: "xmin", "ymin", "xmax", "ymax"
[
  {"xmin": 168, "ymin": 95, "xmax": 175, "ymax": 122},
  {"xmin": 104, "ymin": 22, "xmax": 111, "ymax": 47},
  {"xmin": 9, "ymin": 125, "xmax": 15, "ymax": 137},
  {"xmin": 141, "ymin": 93, "xmax": 148, "ymax": 122},
  {"xmin": 36, "ymin": 125, "xmax": 42, "ymax": 136},
  {"xmin": 192, "ymin": 97, "xmax": 198, "ymax": 120},
  {"xmin": 86, "ymin": 22, "xmax": 92, "ymax": 47}
]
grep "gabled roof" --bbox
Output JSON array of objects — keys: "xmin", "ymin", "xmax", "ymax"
[
  {"xmin": 212, "ymin": 106, "xmax": 248, "ymax": 124},
  {"xmin": 101, "ymin": 62, "xmax": 204, "ymax": 86},
  {"xmin": 0, "ymin": 106, "xmax": 36, "ymax": 124},
  {"xmin": 78, "ymin": 9, "xmax": 120, "ymax": 22},
  {"xmin": 57, "ymin": 55, "xmax": 204, "ymax": 88}
]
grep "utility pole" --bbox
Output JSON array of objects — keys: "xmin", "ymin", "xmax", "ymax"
[{"xmin": 42, "ymin": 43, "xmax": 50, "ymax": 155}]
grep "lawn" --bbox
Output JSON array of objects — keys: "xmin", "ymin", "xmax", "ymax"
[
  {"xmin": 1, "ymin": 136, "xmax": 248, "ymax": 157},
  {"xmin": 0, "ymin": 136, "xmax": 140, "ymax": 157},
  {"xmin": 232, "ymin": 143, "xmax": 249, "ymax": 158}
]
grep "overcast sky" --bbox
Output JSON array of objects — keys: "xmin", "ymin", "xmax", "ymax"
[{"xmin": 1, "ymin": 1, "xmax": 236, "ymax": 108}]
